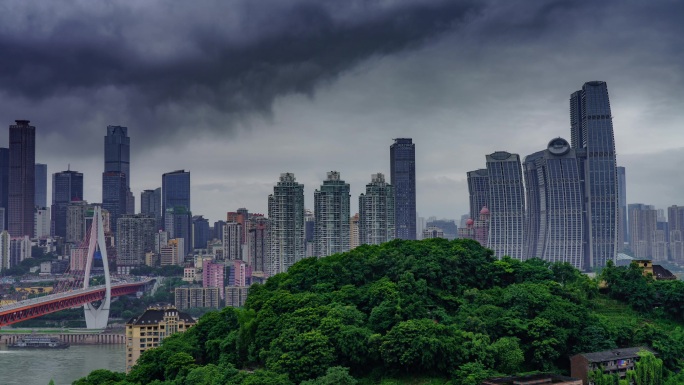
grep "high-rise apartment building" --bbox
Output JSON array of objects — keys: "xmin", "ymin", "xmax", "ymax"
[
  {"xmin": 51, "ymin": 169, "xmax": 84, "ymax": 238},
  {"xmin": 141, "ymin": 188, "xmax": 162, "ymax": 230},
  {"xmin": 116, "ymin": 214, "xmax": 156, "ymax": 268},
  {"xmin": 202, "ymin": 261, "xmax": 225, "ymax": 299},
  {"xmin": 358, "ymin": 173, "xmax": 395, "ymax": 246},
  {"xmin": 223, "ymin": 221, "xmax": 242, "ymax": 261},
  {"xmin": 467, "ymin": 169, "xmax": 489, "ymax": 222},
  {"xmin": 247, "ymin": 216, "xmax": 269, "ymax": 273},
  {"xmin": 313, "ymin": 171, "xmax": 350, "ymax": 257},
  {"xmin": 668, "ymin": 205, "xmax": 684, "ymax": 262},
  {"xmin": 192, "ymin": 215, "xmax": 210, "ymax": 250},
  {"xmin": 617, "ymin": 167, "xmax": 627, "ymax": 250},
  {"xmin": 34, "ymin": 207, "xmax": 50, "ymax": 239},
  {"xmin": 175, "ymin": 287, "xmax": 220, "ymax": 310},
  {"xmin": 267, "ymin": 173, "xmax": 305, "ymax": 276},
  {"xmin": 35, "ymin": 163, "xmax": 47, "ymax": 208},
  {"xmin": 0, "ymin": 148, "xmax": 8, "ymax": 230},
  {"xmin": 486, "ymin": 151, "xmax": 525, "ymax": 260},
  {"xmin": 523, "ymin": 138, "xmax": 584, "ymax": 269},
  {"xmin": 390, "ymin": 138, "xmax": 416, "ymax": 240},
  {"xmin": 570, "ymin": 81, "xmax": 619, "ymax": 268},
  {"xmin": 350, "ymin": 214, "xmax": 360, "ymax": 249},
  {"xmin": 629, "ymin": 204, "xmax": 658, "ymax": 260},
  {"xmin": 8, "ymin": 120, "xmax": 36, "ymax": 237}
]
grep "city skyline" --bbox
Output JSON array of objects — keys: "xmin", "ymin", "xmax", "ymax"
[{"xmin": 0, "ymin": 2, "xmax": 683, "ymax": 223}]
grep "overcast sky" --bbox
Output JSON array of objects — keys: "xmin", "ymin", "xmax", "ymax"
[{"xmin": 1, "ymin": 0, "xmax": 682, "ymax": 224}]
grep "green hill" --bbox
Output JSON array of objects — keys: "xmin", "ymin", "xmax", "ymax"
[{"xmin": 74, "ymin": 239, "xmax": 684, "ymax": 385}]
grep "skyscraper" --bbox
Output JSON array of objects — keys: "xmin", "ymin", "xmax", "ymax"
[
  {"xmin": 314, "ymin": 171, "xmax": 351, "ymax": 257},
  {"xmin": 140, "ymin": 188, "xmax": 162, "ymax": 229},
  {"xmin": 192, "ymin": 215, "xmax": 210, "ymax": 250},
  {"xmin": 358, "ymin": 173, "xmax": 395, "ymax": 246},
  {"xmin": 8, "ymin": 120, "xmax": 36, "ymax": 237},
  {"xmin": 467, "ymin": 169, "xmax": 489, "ymax": 221},
  {"xmin": 390, "ymin": 138, "xmax": 416, "ymax": 240},
  {"xmin": 617, "ymin": 166, "xmax": 627, "ymax": 251},
  {"xmin": 486, "ymin": 151, "xmax": 525, "ymax": 260},
  {"xmin": 0, "ymin": 148, "xmax": 9, "ymax": 231},
  {"xmin": 34, "ymin": 163, "xmax": 47, "ymax": 208},
  {"xmin": 162, "ymin": 170, "xmax": 191, "ymax": 221},
  {"xmin": 523, "ymin": 138, "xmax": 585, "ymax": 269},
  {"xmin": 267, "ymin": 173, "xmax": 305, "ymax": 276},
  {"xmin": 628, "ymin": 204, "xmax": 657, "ymax": 259},
  {"xmin": 102, "ymin": 171, "xmax": 127, "ymax": 234},
  {"xmin": 668, "ymin": 205, "xmax": 684, "ymax": 262},
  {"xmin": 165, "ymin": 206, "xmax": 192, "ymax": 255},
  {"xmin": 223, "ymin": 221, "xmax": 242, "ymax": 261},
  {"xmin": 570, "ymin": 81, "xmax": 619, "ymax": 268},
  {"xmin": 51, "ymin": 169, "xmax": 84, "ymax": 238},
  {"xmin": 104, "ymin": 126, "xmax": 130, "ymax": 186}
]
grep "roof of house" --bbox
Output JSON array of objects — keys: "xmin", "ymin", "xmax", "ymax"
[
  {"xmin": 574, "ymin": 347, "xmax": 655, "ymax": 363},
  {"xmin": 652, "ymin": 265, "xmax": 677, "ymax": 280},
  {"xmin": 126, "ymin": 307, "xmax": 195, "ymax": 326}
]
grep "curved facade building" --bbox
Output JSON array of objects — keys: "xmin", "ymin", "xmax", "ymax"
[
  {"xmin": 467, "ymin": 169, "xmax": 489, "ymax": 221},
  {"xmin": 570, "ymin": 81, "xmax": 618, "ymax": 269},
  {"xmin": 486, "ymin": 151, "xmax": 525, "ymax": 260},
  {"xmin": 524, "ymin": 138, "xmax": 585, "ymax": 269}
]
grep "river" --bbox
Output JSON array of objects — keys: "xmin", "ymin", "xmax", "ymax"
[{"xmin": 0, "ymin": 344, "xmax": 125, "ymax": 385}]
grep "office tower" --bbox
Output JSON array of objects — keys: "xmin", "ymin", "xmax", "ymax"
[
  {"xmin": 223, "ymin": 221, "xmax": 242, "ymax": 261},
  {"xmin": 35, "ymin": 163, "xmax": 47, "ymax": 208},
  {"xmin": 486, "ymin": 151, "xmax": 525, "ymax": 260},
  {"xmin": 668, "ymin": 206, "xmax": 684, "ymax": 262},
  {"xmin": 105, "ymin": 126, "xmax": 130, "ymax": 186},
  {"xmin": 0, "ymin": 148, "xmax": 8, "ymax": 230},
  {"xmin": 313, "ymin": 171, "xmax": 350, "ymax": 257},
  {"xmin": 140, "ymin": 188, "xmax": 162, "ymax": 229},
  {"xmin": 162, "ymin": 170, "xmax": 191, "ymax": 222},
  {"xmin": 192, "ymin": 215, "xmax": 210, "ymax": 250},
  {"xmin": 350, "ymin": 214, "xmax": 360, "ymax": 249},
  {"xmin": 617, "ymin": 167, "xmax": 627, "ymax": 250},
  {"xmin": 116, "ymin": 214, "xmax": 156, "ymax": 269},
  {"xmin": 390, "ymin": 138, "xmax": 416, "ymax": 240},
  {"xmin": 628, "ymin": 204, "xmax": 657, "ymax": 259},
  {"xmin": 66, "ymin": 201, "xmax": 91, "ymax": 244},
  {"xmin": 51, "ymin": 169, "xmax": 84, "ymax": 238},
  {"xmin": 467, "ymin": 169, "xmax": 489, "ymax": 221},
  {"xmin": 165, "ymin": 206, "xmax": 192, "ymax": 255},
  {"xmin": 570, "ymin": 81, "xmax": 619, "ymax": 268},
  {"xmin": 34, "ymin": 207, "xmax": 50, "ymax": 239},
  {"xmin": 8, "ymin": 120, "xmax": 36, "ymax": 237},
  {"xmin": 213, "ymin": 220, "xmax": 226, "ymax": 241},
  {"xmin": 523, "ymin": 138, "xmax": 585, "ymax": 269},
  {"xmin": 102, "ymin": 171, "xmax": 127, "ymax": 233},
  {"xmin": 248, "ymin": 216, "xmax": 269, "ymax": 273},
  {"xmin": 267, "ymin": 173, "xmax": 305, "ymax": 276},
  {"xmin": 359, "ymin": 173, "xmax": 395, "ymax": 246},
  {"xmin": 0, "ymin": 208, "xmax": 5, "ymax": 232}
]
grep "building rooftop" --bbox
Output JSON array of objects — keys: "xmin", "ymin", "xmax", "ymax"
[
  {"xmin": 574, "ymin": 347, "xmax": 654, "ymax": 363},
  {"xmin": 126, "ymin": 306, "xmax": 195, "ymax": 325}
]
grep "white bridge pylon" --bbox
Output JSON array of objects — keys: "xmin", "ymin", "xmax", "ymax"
[{"xmin": 82, "ymin": 206, "xmax": 112, "ymax": 329}]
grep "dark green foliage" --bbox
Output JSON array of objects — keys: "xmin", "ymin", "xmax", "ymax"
[{"xmin": 76, "ymin": 239, "xmax": 684, "ymax": 384}]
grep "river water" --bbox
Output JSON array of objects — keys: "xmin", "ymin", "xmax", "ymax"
[{"xmin": 0, "ymin": 344, "xmax": 125, "ymax": 385}]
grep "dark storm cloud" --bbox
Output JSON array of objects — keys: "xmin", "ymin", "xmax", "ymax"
[{"xmin": 0, "ymin": 0, "xmax": 482, "ymax": 139}]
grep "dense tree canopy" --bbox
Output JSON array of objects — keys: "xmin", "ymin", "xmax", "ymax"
[{"xmin": 74, "ymin": 239, "xmax": 684, "ymax": 385}]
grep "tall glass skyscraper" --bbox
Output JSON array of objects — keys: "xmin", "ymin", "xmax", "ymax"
[
  {"xmin": 267, "ymin": 173, "xmax": 305, "ymax": 276},
  {"xmin": 141, "ymin": 188, "xmax": 162, "ymax": 230},
  {"xmin": 35, "ymin": 163, "xmax": 47, "ymax": 208},
  {"xmin": 51, "ymin": 170, "xmax": 84, "ymax": 238},
  {"xmin": 102, "ymin": 172, "xmax": 128, "ymax": 233},
  {"xmin": 390, "ymin": 138, "xmax": 416, "ymax": 240},
  {"xmin": 313, "ymin": 171, "xmax": 350, "ymax": 257},
  {"xmin": 103, "ymin": 126, "xmax": 132, "ymax": 232},
  {"xmin": 9, "ymin": 120, "xmax": 36, "ymax": 237},
  {"xmin": 617, "ymin": 166, "xmax": 627, "ymax": 250},
  {"xmin": 104, "ymin": 126, "xmax": 130, "ymax": 187},
  {"xmin": 467, "ymin": 169, "xmax": 489, "ymax": 221},
  {"xmin": 359, "ymin": 173, "xmax": 395, "ymax": 246},
  {"xmin": 570, "ymin": 81, "xmax": 619, "ymax": 269},
  {"xmin": 523, "ymin": 138, "xmax": 584, "ymax": 269},
  {"xmin": 486, "ymin": 151, "xmax": 525, "ymax": 260},
  {"xmin": 162, "ymin": 170, "xmax": 191, "ymax": 217}
]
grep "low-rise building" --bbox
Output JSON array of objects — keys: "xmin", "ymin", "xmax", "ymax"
[
  {"xmin": 570, "ymin": 347, "xmax": 655, "ymax": 385},
  {"xmin": 483, "ymin": 373, "xmax": 581, "ymax": 385},
  {"xmin": 125, "ymin": 306, "xmax": 195, "ymax": 373}
]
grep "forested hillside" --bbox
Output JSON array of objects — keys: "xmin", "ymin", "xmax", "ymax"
[{"xmin": 74, "ymin": 239, "xmax": 684, "ymax": 385}]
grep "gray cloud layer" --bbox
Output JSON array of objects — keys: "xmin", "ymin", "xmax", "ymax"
[{"xmin": 0, "ymin": 0, "xmax": 682, "ymax": 222}]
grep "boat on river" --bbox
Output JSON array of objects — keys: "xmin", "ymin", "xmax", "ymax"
[{"xmin": 8, "ymin": 335, "xmax": 70, "ymax": 349}]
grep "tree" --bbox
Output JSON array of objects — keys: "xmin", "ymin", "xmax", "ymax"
[
  {"xmin": 265, "ymin": 329, "xmax": 335, "ymax": 383},
  {"xmin": 635, "ymin": 350, "xmax": 663, "ymax": 385},
  {"xmin": 300, "ymin": 366, "xmax": 358, "ymax": 385}
]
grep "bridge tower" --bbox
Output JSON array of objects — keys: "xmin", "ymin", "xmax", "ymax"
[{"xmin": 82, "ymin": 206, "xmax": 112, "ymax": 329}]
